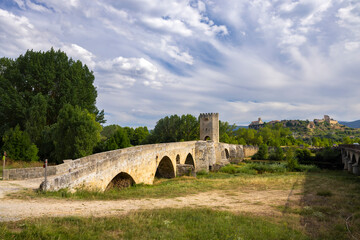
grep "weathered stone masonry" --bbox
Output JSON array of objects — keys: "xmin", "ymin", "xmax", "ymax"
[{"xmin": 3, "ymin": 113, "xmax": 262, "ymax": 191}]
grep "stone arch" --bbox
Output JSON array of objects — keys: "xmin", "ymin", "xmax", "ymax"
[
  {"xmin": 156, "ymin": 156, "xmax": 175, "ymax": 179},
  {"xmin": 225, "ymin": 149, "xmax": 230, "ymax": 159},
  {"xmin": 105, "ymin": 172, "xmax": 135, "ymax": 191},
  {"xmin": 204, "ymin": 136, "xmax": 211, "ymax": 141},
  {"xmin": 185, "ymin": 153, "xmax": 195, "ymax": 166},
  {"xmin": 176, "ymin": 154, "xmax": 180, "ymax": 164},
  {"xmin": 351, "ymin": 154, "xmax": 356, "ymax": 163}
]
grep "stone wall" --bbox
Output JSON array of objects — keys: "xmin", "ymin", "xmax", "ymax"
[
  {"xmin": 2, "ymin": 161, "xmax": 71, "ymax": 180},
  {"xmin": 243, "ymin": 145, "xmax": 259, "ymax": 158}
]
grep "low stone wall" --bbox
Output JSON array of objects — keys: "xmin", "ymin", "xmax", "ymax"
[
  {"xmin": 243, "ymin": 145, "xmax": 259, "ymax": 158},
  {"xmin": 3, "ymin": 162, "xmax": 71, "ymax": 180}
]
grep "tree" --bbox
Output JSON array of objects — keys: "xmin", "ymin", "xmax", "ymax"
[
  {"xmin": 2, "ymin": 125, "xmax": 38, "ymax": 161},
  {"xmin": 269, "ymin": 146, "xmax": 284, "ymax": 161},
  {"xmin": 132, "ymin": 127, "xmax": 149, "ymax": 145},
  {"xmin": 286, "ymin": 148, "xmax": 299, "ymax": 171},
  {"xmin": 147, "ymin": 114, "xmax": 198, "ymax": 143},
  {"xmin": 53, "ymin": 104, "xmax": 102, "ymax": 163},
  {"xmin": 105, "ymin": 127, "xmax": 131, "ymax": 151},
  {"xmin": 252, "ymin": 144, "xmax": 268, "ymax": 160},
  {"xmin": 25, "ymin": 93, "xmax": 47, "ymax": 144},
  {"xmin": 179, "ymin": 114, "xmax": 199, "ymax": 141},
  {"xmin": 0, "ymin": 49, "xmax": 105, "ymax": 138},
  {"xmin": 100, "ymin": 125, "xmax": 121, "ymax": 139}
]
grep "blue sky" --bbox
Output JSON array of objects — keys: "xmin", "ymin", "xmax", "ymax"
[{"xmin": 1, "ymin": 0, "xmax": 359, "ymax": 127}]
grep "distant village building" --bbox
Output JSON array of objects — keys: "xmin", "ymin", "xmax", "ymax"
[
  {"xmin": 249, "ymin": 117, "xmax": 264, "ymax": 130},
  {"xmin": 248, "ymin": 115, "xmax": 338, "ymax": 130},
  {"xmin": 313, "ymin": 115, "xmax": 338, "ymax": 125}
]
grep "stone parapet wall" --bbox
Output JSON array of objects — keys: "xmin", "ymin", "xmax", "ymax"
[
  {"xmin": 243, "ymin": 145, "xmax": 259, "ymax": 158},
  {"xmin": 3, "ymin": 164, "xmax": 67, "ymax": 180}
]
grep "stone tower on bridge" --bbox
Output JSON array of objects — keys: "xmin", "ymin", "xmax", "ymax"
[{"xmin": 199, "ymin": 113, "xmax": 219, "ymax": 142}]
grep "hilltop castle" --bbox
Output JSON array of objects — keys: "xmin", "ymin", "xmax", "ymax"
[{"xmin": 248, "ymin": 115, "xmax": 338, "ymax": 129}]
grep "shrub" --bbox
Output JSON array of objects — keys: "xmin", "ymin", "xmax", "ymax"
[
  {"xmin": 269, "ymin": 146, "xmax": 284, "ymax": 161},
  {"xmin": 2, "ymin": 125, "xmax": 39, "ymax": 161},
  {"xmin": 252, "ymin": 144, "xmax": 268, "ymax": 160},
  {"xmin": 220, "ymin": 165, "xmax": 237, "ymax": 174},
  {"xmin": 286, "ymin": 148, "xmax": 299, "ymax": 171},
  {"xmin": 295, "ymin": 148, "xmax": 312, "ymax": 163}
]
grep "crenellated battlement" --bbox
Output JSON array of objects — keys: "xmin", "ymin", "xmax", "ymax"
[{"xmin": 199, "ymin": 113, "xmax": 219, "ymax": 118}]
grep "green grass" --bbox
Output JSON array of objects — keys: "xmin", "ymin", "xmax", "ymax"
[
  {"xmin": 4, "ymin": 163, "xmax": 360, "ymax": 239},
  {"xmin": 13, "ymin": 171, "xmax": 306, "ymax": 200},
  {"xmin": 0, "ymin": 208, "xmax": 308, "ymax": 240},
  {"xmin": 220, "ymin": 162, "xmax": 319, "ymax": 174}
]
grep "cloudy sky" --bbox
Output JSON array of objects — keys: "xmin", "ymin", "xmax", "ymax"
[{"xmin": 1, "ymin": 0, "xmax": 359, "ymax": 127}]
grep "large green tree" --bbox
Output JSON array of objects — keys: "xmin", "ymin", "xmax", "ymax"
[
  {"xmin": 146, "ymin": 114, "xmax": 199, "ymax": 143},
  {"xmin": 0, "ymin": 48, "xmax": 105, "ymax": 138},
  {"xmin": 53, "ymin": 104, "xmax": 102, "ymax": 162}
]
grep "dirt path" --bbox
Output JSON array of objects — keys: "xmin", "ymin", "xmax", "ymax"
[{"xmin": 0, "ymin": 179, "xmax": 301, "ymax": 222}]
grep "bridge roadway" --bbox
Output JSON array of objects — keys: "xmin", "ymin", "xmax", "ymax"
[
  {"xmin": 30, "ymin": 140, "xmax": 247, "ymax": 191},
  {"xmin": 339, "ymin": 144, "xmax": 360, "ymax": 175}
]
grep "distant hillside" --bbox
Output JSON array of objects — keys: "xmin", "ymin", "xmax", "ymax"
[
  {"xmin": 235, "ymin": 126, "xmax": 248, "ymax": 130},
  {"xmin": 259, "ymin": 119, "xmax": 360, "ymax": 140},
  {"xmin": 339, "ymin": 120, "xmax": 360, "ymax": 129}
]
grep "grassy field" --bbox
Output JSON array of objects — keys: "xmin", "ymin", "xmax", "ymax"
[
  {"xmin": 2, "ymin": 163, "xmax": 360, "ymax": 239},
  {"xmin": 0, "ymin": 208, "xmax": 308, "ymax": 240}
]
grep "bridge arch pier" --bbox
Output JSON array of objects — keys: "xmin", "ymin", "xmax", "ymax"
[
  {"xmin": 155, "ymin": 156, "xmax": 175, "ymax": 179},
  {"xmin": 339, "ymin": 145, "xmax": 360, "ymax": 176},
  {"xmin": 106, "ymin": 172, "xmax": 135, "ymax": 191}
]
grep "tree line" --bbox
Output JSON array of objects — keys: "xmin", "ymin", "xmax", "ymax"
[{"xmin": 0, "ymin": 49, "xmax": 354, "ymax": 164}]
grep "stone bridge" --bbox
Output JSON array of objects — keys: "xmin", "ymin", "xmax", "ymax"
[
  {"xmin": 35, "ymin": 141, "xmax": 250, "ymax": 191},
  {"xmin": 3, "ymin": 113, "xmax": 259, "ymax": 192},
  {"xmin": 339, "ymin": 144, "xmax": 360, "ymax": 175}
]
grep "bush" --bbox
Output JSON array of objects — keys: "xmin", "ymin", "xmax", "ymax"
[
  {"xmin": 295, "ymin": 148, "xmax": 312, "ymax": 163},
  {"xmin": 220, "ymin": 165, "xmax": 237, "ymax": 174},
  {"xmin": 252, "ymin": 144, "xmax": 268, "ymax": 160},
  {"xmin": 2, "ymin": 125, "xmax": 39, "ymax": 161},
  {"xmin": 269, "ymin": 146, "xmax": 284, "ymax": 161},
  {"xmin": 286, "ymin": 148, "xmax": 299, "ymax": 171}
]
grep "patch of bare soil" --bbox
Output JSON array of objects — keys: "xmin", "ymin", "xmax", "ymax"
[{"xmin": 0, "ymin": 179, "xmax": 302, "ymax": 222}]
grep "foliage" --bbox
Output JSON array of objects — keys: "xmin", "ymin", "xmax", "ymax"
[
  {"xmin": 104, "ymin": 127, "xmax": 131, "ymax": 151},
  {"xmin": 295, "ymin": 148, "xmax": 312, "ymax": 164},
  {"xmin": 53, "ymin": 104, "xmax": 102, "ymax": 162},
  {"xmin": 100, "ymin": 125, "xmax": 121, "ymax": 139},
  {"xmin": 94, "ymin": 125, "xmax": 149, "ymax": 153},
  {"xmin": 0, "ymin": 49, "xmax": 105, "ymax": 162},
  {"xmin": 314, "ymin": 147, "xmax": 342, "ymax": 166},
  {"xmin": 269, "ymin": 146, "xmax": 284, "ymax": 161},
  {"xmin": 286, "ymin": 148, "xmax": 299, "ymax": 171},
  {"xmin": 146, "ymin": 114, "xmax": 199, "ymax": 143},
  {"xmin": 2, "ymin": 125, "xmax": 39, "ymax": 161},
  {"xmin": 252, "ymin": 144, "xmax": 268, "ymax": 160},
  {"xmin": 0, "ymin": 49, "xmax": 104, "ymax": 135}
]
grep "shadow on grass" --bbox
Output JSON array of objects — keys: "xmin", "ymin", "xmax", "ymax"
[{"xmin": 283, "ymin": 170, "xmax": 360, "ymax": 239}]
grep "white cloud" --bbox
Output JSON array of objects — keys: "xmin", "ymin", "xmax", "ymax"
[
  {"xmin": 142, "ymin": 17, "xmax": 193, "ymax": 37},
  {"xmin": 62, "ymin": 44, "xmax": 96, "ymax": 68},
  {"xmin": 161, "ymin": 39, "xmax": 194, "ymax": 64},
  {"xmin": 96, "ymin": 56, "xmax": 168, "ymax": 90},
  {"xmin": 0, "ymin": 9, "xmax": 53, "ymax": 57},
  {"xmin": 1, "ymin": 0, "xmax": 360, "ymax": 127}
]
